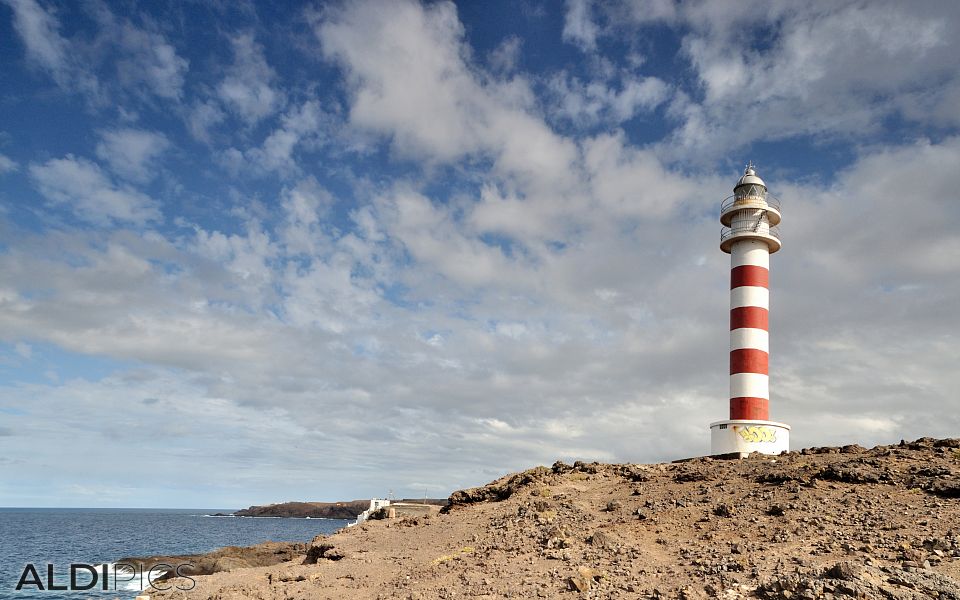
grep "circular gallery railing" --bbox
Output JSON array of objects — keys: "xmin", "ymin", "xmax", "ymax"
[
  {"xmin": 721, "ymin": 224, "xmax": 781, "ymax": 242},
  {"xmin": 720, "ymin": 193, "xmax": 781, "ymax": 214}
]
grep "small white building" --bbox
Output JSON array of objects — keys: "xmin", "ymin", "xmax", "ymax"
[{"xmin": 349, "ymin": 498, "xmax": 391, "ymax": 526}]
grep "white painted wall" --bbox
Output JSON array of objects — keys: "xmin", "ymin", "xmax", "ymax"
[
  {"xmin": 710, "ymin": 420, "xmax": 790, "ymax": 456},
  {"xmin": 730, "ymin": 328, "xmax": 769, "ymax": 352},
  {"xmin": 730, "ymin": 241, "xmax": 770, "ymax": 268}
]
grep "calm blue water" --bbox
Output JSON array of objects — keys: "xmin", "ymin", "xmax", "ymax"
[{"xmin": 0, "ymin": 508, "xmax": 349, "ymax": 599}]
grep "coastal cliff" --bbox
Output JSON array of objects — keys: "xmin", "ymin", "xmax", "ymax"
[
  {"xmin": 232, "ymin": 498, "xmax": 447, "ymax": 519},
  {"xmin": 146, "ymin": 437, "xmax": 960, "ymax": 599},
  {"xmin": 234, "ymin": 500, "xmax": 370, "ymax": 519}
]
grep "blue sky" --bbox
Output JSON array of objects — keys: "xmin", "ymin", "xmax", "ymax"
[{"xmin": 1, "ymin": 0, "xmax": 959, "ymax": 508}]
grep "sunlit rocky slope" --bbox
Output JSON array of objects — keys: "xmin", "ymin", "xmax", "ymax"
[{"xmin": 147, "ymin": 437, "xmax": 960, "ymax": 599}]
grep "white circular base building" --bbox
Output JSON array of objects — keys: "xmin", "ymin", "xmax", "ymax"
[{"xmin": 710, "ymin": 419, "xmax": 790, "ymax": 457}]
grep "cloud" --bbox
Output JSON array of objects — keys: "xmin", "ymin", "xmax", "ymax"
[
  {"xmin": 649, "ymin": 1, "xmax": 960, "ymax": 157},
  {"xmin": 95, "ymin": 128, "xmax": 171, "ymax": 182},
  {"xmin": 220, "ymin": 101, "xmax": 325, "ymax": 176},
  {"xmin": 581, "ymin": 131, "xmax": 701, "ymax": 218},
  {"xmin": 3, "ymin": 0, "xmax": 65, "ymax": 68},
  {"xmin": 186, "ymin": 100, "xmax": 227, "ymax": 144},
  {"xmin": 6, "ymin": 136, "xmax": 960, "ymax": 503},
  {"xmin": 279, "ymin": 176, "xmax": 335, "ymax": 256},
  {"xmin": 217, "ymin": 32, "xmax": 284, "ymax": 124},
  {"xmin": 3, "ymin": 0, "xmax": 188, "ymax": 105},
  {"xmin": 378, "ymin": 187, "xmax": 521, "ymax": 289},
  {"xmin": 548, "ymin": 72, "xmax": 669, "ymax": 126},
  {"xmin": 107, "ymin": 17, "xmax": 189, "ymax": 101},
  {"xmin": 562, "ymin": 0, "xmax": 599, "ymax": 52},
  {"xmin": 315, "ymin": 0, "xmax": 577, "ymax": 192},
  {"xmin": 2, "ymin": 0, "xmax": 99, "ymax": 97},
  {"xmin": 488, "ymin": 35, "xmax": 523, "ymax": 74},
  {"xmin": 29, "ymin": 155, "xmax": 161, "ymax": 225},
  {"xmin": 0, "ymin": 153, "xmax": 18, "ymax": 174}
]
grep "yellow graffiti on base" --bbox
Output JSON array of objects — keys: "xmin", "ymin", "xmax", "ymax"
[{"xmin": 737, "ymin": 426, "xmax": 777, "ymax": 443}]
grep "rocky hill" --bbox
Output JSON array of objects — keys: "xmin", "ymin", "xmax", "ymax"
[{"xmin": 146, "ymin": 437, "xmax": 960, "ymax": 599}]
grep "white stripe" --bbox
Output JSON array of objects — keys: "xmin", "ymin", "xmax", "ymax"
[
  {"xmin": 730, "ymin": 373, "xmax": 769, "ymax": 399},
  {"xmin": 730, "ymin": 241, "xmax": 770, "ymax": 268},
  {"xmin": 730, "ymin": 328, "xmax": 769, "ymax": 352},
  {"xmin": 730, "ymin": 286, "xmax": 769, "ymax": 309}
]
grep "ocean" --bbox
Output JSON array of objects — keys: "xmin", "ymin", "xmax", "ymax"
[{"xmin": 0, "ymin": 508, "xmax": 349, "ymax": 599}]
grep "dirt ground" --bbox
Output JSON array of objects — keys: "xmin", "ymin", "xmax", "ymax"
[{"xmin": 147, "ymin": 437, "xmax": 960, "ymax": 599}]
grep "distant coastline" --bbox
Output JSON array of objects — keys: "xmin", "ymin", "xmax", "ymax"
[{"xmin": 230, "ymin": 499, "xmax": 447, "ymax": 519}]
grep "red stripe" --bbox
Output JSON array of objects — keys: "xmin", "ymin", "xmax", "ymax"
[
  {"xmin": 730, "ymin": 306, "xmax": 768, "ymax": 331},
  {"xmin": 730, "ymin": 348, "xmax": 768, "ymax": 375},
  {"xmin": 731, "ymin": 265, "xmax": 768, "ymax": 289},
  {"xmin": 730, "ymin": 397, "xmax": 769, "ymax": 420}
]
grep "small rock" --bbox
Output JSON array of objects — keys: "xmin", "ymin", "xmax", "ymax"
[
  {"xmin": 825, "ymin": 561, "xmax": 861, "ymax": 581},
  {"xmin": 767, "ymin": 505, "xmax": 786, "ymax": 517},
  {"xmin": 713, "ymin": 504, "xmax": 733, "ymax": 518},
  {"xmin": 589, "ymin": 530, "xmax": 617, "ymax": 550},
  {"xmin": 567, "ymin": 566, "xmax": 603, "ymax": 592}
]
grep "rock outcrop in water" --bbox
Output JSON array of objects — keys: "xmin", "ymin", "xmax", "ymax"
[
  {"xmin": 116, "ymin": 541, "xmax": 306, "ymax": 581},
  {"xmin": 146, "ymin": 437, "xmax": 960, "ymax": 599}
]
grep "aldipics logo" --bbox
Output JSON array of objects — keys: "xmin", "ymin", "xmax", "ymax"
[{"xmin": 15, "ymin": 563, "xmax": 196, "ymax": 592}]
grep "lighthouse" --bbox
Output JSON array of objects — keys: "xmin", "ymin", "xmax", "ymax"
[{"xmin": 710, "ymin": 164, "xmax": 790, "ymax": 456}]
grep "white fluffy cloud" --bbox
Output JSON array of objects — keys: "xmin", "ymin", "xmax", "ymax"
[
  {"xmin": 29, "ymin": 155, "xmax": 161, "ymax": 225},
  {"xmin": 663, "ymin": 1, "xmax": 959, "ymax": 157},
  {"xmin": 548, "ymin": 72, "xmax": 669, "ymax": 126},
  {"xmin": 95, "ymin": 128, "xmax": 171, "ymax": 182},
  {"xmin": 316, "ymin": 0, "xmax": 578, "ymax": 192},
  {"xmin": 220, "ymin": 101, "xmax": 325, "ymax": 176},
  {"xmin": 217, "ymin": 32, "xmax": 284, "ymax": 125}
]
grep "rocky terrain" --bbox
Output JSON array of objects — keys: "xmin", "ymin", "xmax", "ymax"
[
  {"xmin": 117, "ymin": 542, "xmax": 307, "ymax": 581},
  {"xmin": 146, "ymin": 437, "xmax": 960, "ymax": 599}
]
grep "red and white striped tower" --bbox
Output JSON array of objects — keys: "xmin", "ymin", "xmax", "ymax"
[{"xmin": 710, "ymin": 164, "xmax": 790, "ymax": 456}]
